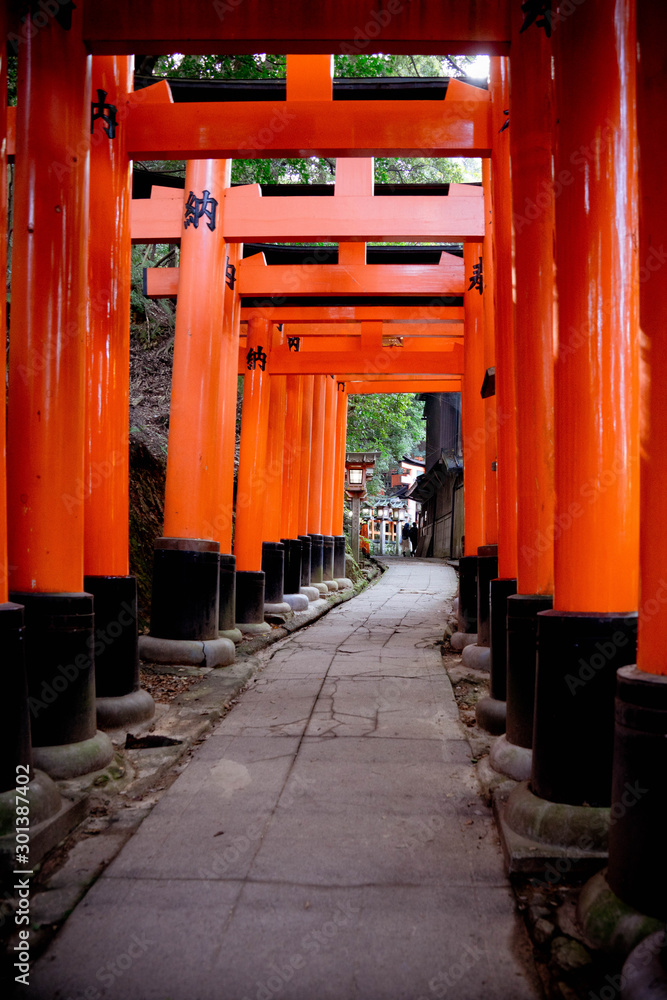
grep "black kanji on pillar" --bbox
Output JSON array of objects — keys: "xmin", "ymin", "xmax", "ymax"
[
  {"xmin": 184, "ymin": 190, "xmax": 218, "ymax": 231},
  {"xmin": 520, "ymin": 0, "xmax": 552, "ymax": 38},
  {"xmin": 287, "ymin": 337, "xmax": 301, "ymax": 352},
  {"xmin": 225, "ymin": 258, "xmax": 237, "ymax": 289},
  {"xmin": 91, "ymin": 90, "xmax": 118, "ymax": 139},
  {"xmin": 246, "ymin": 346, "xmax": 268, "ymax": 371},
  {"xmin": 468, "ymin": 257, "xmax": 483, "ymax": 295}
]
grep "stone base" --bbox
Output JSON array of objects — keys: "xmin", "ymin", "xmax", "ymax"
[
  {"xmin": 139, "ymin": 635, "xmax": 235, "ymax": 668},
  {"xmin": 219, "ymin": 628, "xmax": 243, "ymax": 644},
  {"xmin": 622, "ymin": 931, "xmax": 667, "ymax": 1000},
  {"xmin": 324, "ymin": 580, "xmax": 338, "ymax": 592},
  {"xmin": 451, "ymin": 631, "xmax": 478, "ymax": 651},
  {"xmin": 494, "ymin": 780, "xmax": 609, "ymax": 877},
  {"xmin": 96, "ymin": 688, "xmax": 155, "ymax": 730},
  {"xmin": 33, "ymin": 730, "xmax": 115, "ymax": 781},
  {"xmin": 300, "ymin": 586, "xmax": 320, "ymax": 602},
  {"xmin": 0, "ymin": 772, "xmax": 87, "ymax": 877},
  {"xmin": 0, "ymin": 769, "xmax": 61, "ymax": 836},
  {"xmin": 578, "ymin": 870, "xmax": 665, "ymax": 960},
  {"xmin": 335, "ymin": 578, "xmax": 354, "ymax": 590},
  {"xmin": 283, "ymin": 593, "xmax": 309, "ymax": 611},
  {"xmin": 461, "ymin": 642, "xmax": 491, "ymax": 671},
  {"xmin": 264, "ymin": 601, "xmax": 293, "ymax": 616},
  {"xmin": 489, "ymin": 734, "xmax": 533, "ymax": 782},
  {"xmin": 313, "ymin": 582, "xmax": 329, "ymax": 596},
  {"xmin": 237, "ymin": 620, "xmax": 272, "ymax": 636},
  {"xmin": 476, "ymin": 696, "xmax": 506, "ymax": 736},
  {"xmin": 476, "ymin": 755, "xmax": 517, "ymax": 801}
]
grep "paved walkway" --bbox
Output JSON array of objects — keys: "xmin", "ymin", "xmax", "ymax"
[{"xmin": 31, "ymin": 559, "xmax": 540, "ymax": 1000}]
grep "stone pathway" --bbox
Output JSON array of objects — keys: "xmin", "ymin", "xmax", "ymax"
[{"xmin": 29, "ymin": 558, "xmax": 541, "ymax": 1000}]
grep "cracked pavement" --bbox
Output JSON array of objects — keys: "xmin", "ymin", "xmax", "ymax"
[{"xmin": 28, "ymin": 558, "xmax": 541, "ymax": 1000}]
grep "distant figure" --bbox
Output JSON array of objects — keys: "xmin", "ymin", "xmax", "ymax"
[
  {"xmin": 400, "ymin": 522, "xmax": 411, "ymax": 556},
  {"xmin": 409, "ymin": 522, "xmax": 419, "ymax": 556}
]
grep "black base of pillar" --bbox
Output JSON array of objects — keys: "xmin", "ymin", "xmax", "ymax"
[
  {"xmin": 150, "ymin": 537, "xmax": 220, "ymax": 641},
  {"xmin": 621, "ymin": 931, "xmax": 667, "ymax": 1000},
  {"xmin": 261, "ymin": 542, "xmax": 285, "ymax": 604},
  {"xmin": 83, "ymin": 576, "xmax": 139, "ymax": 699},
  {"xmin": 298, "ymin": 535, "xmax": 312, "ymax": 588},
  {"xmin": 322, "ymin": 536, "xmax": 335, "ymax": 581},
  {"xmin": 475, "ymin": 696, "xmax": 507, "ymax": 736},
  {"xmin": 506, "ymin": 593, "xmax": 553, "ymax": 750},
  {"xmin": 309, "ymin": 534, "xmax": 324, "ymax": 584},
  {"xmin": 457, "ymin": 555, "xmax": 478, "ymax": 633},
  {"xmin": 489, "ymin": 577, "xmax": 517, "ymax": 703},
  {"xmin": 533, "ymin": 610, "xmax": 638, "ymax": 807},
  {"xmin": 0, "ymin": 602, "xmax": 31, "ymax": 792},
  {"xmin": 607, "ymin": 666, "xmax": 667, "ymax": 920},
  {"xmin": 8, "ymin": 591, "xmax": 98, "ymax": 750},
  {"xmin": 219, "ymin": 554, "xmax": 237, "ymax": 632},
  {"xmin": 281, "ymin": 539, "xmax": 303, "ymax": 595},
  {"xmin": 476, "ymin": 545, "xmax": 498, "ymax": 647},
  {"xmin": 84, "ymin": 575, "xmax": 154, "ymax": 730},
  {"xmin": 235, "ymin": 571, "xmax": 266, "ymax": 625},
  {"xmin": 333, "ymin": 535, "xmax": 346, "ymax": 578}
]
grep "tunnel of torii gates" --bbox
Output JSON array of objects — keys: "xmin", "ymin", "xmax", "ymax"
[{"xmin": 1, "ymin": 0, "xmax": 667, "ymax": 973}]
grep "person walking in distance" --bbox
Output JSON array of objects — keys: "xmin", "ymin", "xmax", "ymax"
[
  {"xmin": 409, "ymin": 522, "xmax": 419, "ymax": 556},
  {"xmin": 400, "ymin": 521, "xmax": 411, "ymax": 556}
]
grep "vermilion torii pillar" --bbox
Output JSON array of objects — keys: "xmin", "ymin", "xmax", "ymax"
[
  {"xmin": 307, "ymin": 375, "xmax": 328, "ymax": 595},
  {"xmin": 461, "ymin": 161, "xmax": 499, "ymax": 672},
  {"xmin": 476, "ymin": 55, "xmax": 518, "ymax": 735},
  {"xmin": 214, "ymin": 240, "xmax": 243, "ymax": 640},
  {"xmin": 491, "ymin": 8, "xmax": 556, "ymax": 782},
  {"xmin": 320, "ymin": 376, "xmax": 339, "ymax": 590},
  {"xmin": 297, "ymin": 376, "xmax": 317, "ymax": 600},
  {"xmin": 452, "ymin": 241, "xmax": 485, "ymax": 652},
  {"xmin": 279, "ymin": 375, "xmax": 309, "ymax": 609},
  {"xmin": 234, "ymin": 317, "xmax": 272, "ymax": 633},
  {"xmin": 84, "ymin": 55, "xmax": 154, "ymax": 730},
  {"xmin": 7, "ymin": 7, "xmax": 114, "ymax": 779},
  {"xmin": 261, "ymin": 373, "xmax": 299, "ymax": 614},
  {"xmin": 333, "ymin": 381, "xmax": 351, "ymax": 586},
  {"xmin": 504, "ymin": 0, "xmax": 640, "ymax": 857},
  {"xmin": 590, "ymin": 5, "xmax": 667, "ymax": 960},
  {"xmin": 0, "ymin": 4, "xmax": 60, "ymax": 833},
  {"xmin": 142, "ymin": 159, "xmax": 235, "ymax": 667}
]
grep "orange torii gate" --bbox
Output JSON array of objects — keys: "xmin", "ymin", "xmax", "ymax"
[
  {"xmin": 4, "ymin": 8, "xmax": 663, "ymax": 955},
  {"xmin": 132, "ymin": 109, "xmax": 483, "ymax": 638}
]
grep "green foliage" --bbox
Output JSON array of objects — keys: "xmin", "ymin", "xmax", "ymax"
[
  {"xmin": 346, "ymin": 393, "xmax": 424, "ymax": 495},
  {"xmin": 346, "ymin": 393, "xmax": 425, "ymax": 498},
  {"xmin": 130, "ymin": 243, "xmax": 178, "ymax": 346},
  {"xmin": 138, "ymin": 53, "xmax": 483, "ymax": 187}
]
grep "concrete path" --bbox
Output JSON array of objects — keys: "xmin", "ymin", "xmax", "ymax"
[{"xmin": 30, "ymin": 559, "xmax": 540, "ymax": 1000}]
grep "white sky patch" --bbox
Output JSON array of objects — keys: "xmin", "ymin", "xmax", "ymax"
[{"xmin": 466, "ymin": 55, "xmax": 490, "ymax": 80}]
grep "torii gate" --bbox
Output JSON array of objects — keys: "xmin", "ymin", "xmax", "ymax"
[{"xmin": 4, "ymin": 9, "xmax": 664, "ymax": 956}]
